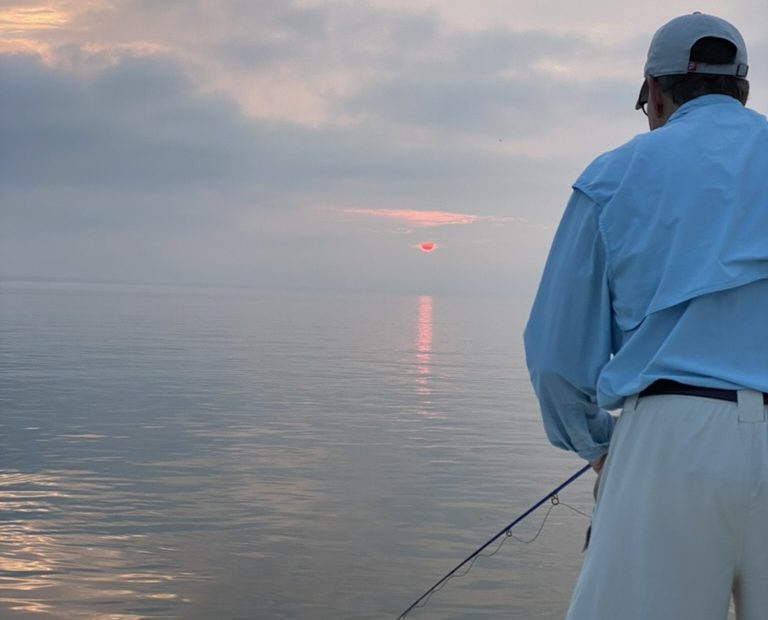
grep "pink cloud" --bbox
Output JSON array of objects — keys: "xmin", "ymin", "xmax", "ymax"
[{"xmin": 334, "ymin": 208, "xmax": 522, "ymax": 229}]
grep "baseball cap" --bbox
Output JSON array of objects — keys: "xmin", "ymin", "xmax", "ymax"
[{"xmin": 635, "ymin": 12, "xmax": 749, "ymax": 110}]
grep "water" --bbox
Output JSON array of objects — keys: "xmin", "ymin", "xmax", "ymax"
[{"xmin": 0, "ymin": 281, "xmax": 594, "ymax": 619}]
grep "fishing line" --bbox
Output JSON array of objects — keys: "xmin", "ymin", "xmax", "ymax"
[{"xmin": 396, "ymin": 464, "xmax": 592, "ymax": 620}]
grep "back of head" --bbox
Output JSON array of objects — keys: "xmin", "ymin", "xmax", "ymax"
[
  {"xmin": 635, "ymin": 13, "xmax": 750, "ymax": 111},
  {"xmin": 658, "ymin": 36, "xmax": 750, "ymax": 106}
]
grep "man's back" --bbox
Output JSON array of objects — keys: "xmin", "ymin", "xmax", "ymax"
[{"xmin": 575, "ymin": 94, "xmax": 768, "ymax": 407}]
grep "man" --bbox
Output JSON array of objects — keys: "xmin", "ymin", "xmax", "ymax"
[{"xmin": 524, "ymin": 13, "xmax": 768, "ymax": 620}]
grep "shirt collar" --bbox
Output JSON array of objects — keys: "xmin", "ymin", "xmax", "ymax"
[{"xmin": 667, "ymin": 94, "xmax": 743, "ymax": 124}]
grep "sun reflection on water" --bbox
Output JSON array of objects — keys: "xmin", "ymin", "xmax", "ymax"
[
  {"xmin": 416, "ymin": 295, "xmax": 433, "ymax": 385},
  {"xmin": 415, "ymin": 295, "xmax": 435, "ymax": 416}
]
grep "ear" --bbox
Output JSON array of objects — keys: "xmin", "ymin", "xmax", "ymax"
[{"xmin": 647, "ymin": 77, "xmax": 665, "ymax": 117}]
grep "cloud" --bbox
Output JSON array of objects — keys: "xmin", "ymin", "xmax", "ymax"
[
  {"xmin": 334, "ymin": 208, "xmax": 524, "ymax": 230},
  {"xmin": 0, "ymin": 0, "xmax": 641, "ymax": 127},
  {"xmin": 0, "ymin": 5, "xmax": 71, "ymax": 33},
  {"xmin": 1, "ymin": 48, "xmax": 578, "ymax": 210}
]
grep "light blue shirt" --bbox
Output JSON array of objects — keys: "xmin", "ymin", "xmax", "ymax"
[{"xmin": 524, "ymin": 95, "xmax": 768, "ymax": 462}]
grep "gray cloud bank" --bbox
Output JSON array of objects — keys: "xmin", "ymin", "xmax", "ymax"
[{"xmin": 0, "ymin": 47, "xmax": 581, "ymax": 292}]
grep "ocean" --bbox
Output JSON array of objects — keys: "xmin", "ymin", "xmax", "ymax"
[{"xmin": 0, "ymin": 280, "xmax": 594, "ymax": 619}]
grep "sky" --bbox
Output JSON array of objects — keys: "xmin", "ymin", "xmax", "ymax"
[{"xmin": 2, "ymin": 0, "xmax": 767, "ymax": 296}]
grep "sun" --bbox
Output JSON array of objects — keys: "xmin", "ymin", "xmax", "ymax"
[{"xmin": 419, "ymin": 242, "xmax": 437, "ymax": 253}]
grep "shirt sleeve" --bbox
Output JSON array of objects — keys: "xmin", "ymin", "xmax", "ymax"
[{"xmin": 524, "ymin": 189, "xmax": 616, "ymax": 463}]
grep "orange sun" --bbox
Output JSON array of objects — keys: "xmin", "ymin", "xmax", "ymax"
[{"xmin": 419, "ymin": 242, "xmax": 436, "ymax": 253}]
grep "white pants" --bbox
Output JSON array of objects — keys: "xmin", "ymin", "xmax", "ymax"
[{"xmin": 566, "ymin": 392, "xmax": 768, "ymax": 620}]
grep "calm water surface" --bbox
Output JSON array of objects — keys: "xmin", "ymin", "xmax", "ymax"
[{"xmin": 0, "ymin": 281, "xmax": 595, "ymax": 619}]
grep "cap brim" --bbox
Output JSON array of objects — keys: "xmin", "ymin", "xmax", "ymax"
[{"xmin": 635, "ymin": 80, "xmax": 648, "ymax": 110}]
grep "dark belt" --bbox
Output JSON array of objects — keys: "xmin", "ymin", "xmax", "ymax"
[{"xmin": 640, "ymin": 379, "xmax": 768, "ymax": 405}]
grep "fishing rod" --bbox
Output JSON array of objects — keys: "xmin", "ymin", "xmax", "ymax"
[{"xmin": 396, "ymin": 463, "xmax": 592, "ymax": 619}]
